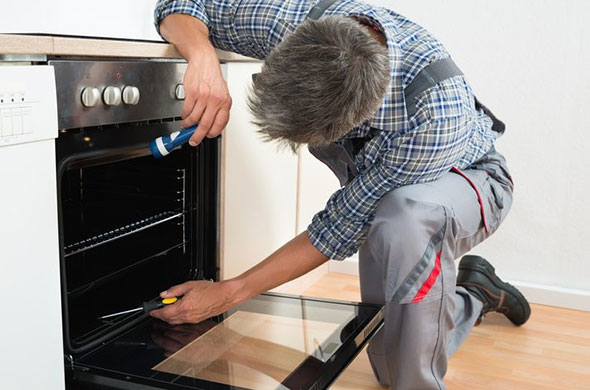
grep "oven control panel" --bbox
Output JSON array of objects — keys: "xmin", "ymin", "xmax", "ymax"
[
  {"xmin": 0, "ymin": 66, "xmax": 58, "ymax": 147},
  {"xmin": 50, "ymin": 60, "xmax": 208, "ymax": 130},
  {"xmin": 49, "ymin": 60, "xmax": 228, "ymax": 130}
]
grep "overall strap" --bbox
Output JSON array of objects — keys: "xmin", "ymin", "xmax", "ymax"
[
  {"xmin": 406, "ymin": 59, "xmax": 505, "ymax": 133},
  {"xmin": 404, "ymin": 57, "xmax": 464, "ymax": 117},
  {"xmin": 306, "ymin": 0, "xmax": 339, "ymax": 20}
]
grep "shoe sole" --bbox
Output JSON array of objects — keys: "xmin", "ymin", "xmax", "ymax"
[{"xmin": 459, "ymin": 255, "xmax": 531, "ymax": 326}]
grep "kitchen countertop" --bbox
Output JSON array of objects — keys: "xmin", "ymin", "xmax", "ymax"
[{"xmin": 0, "ymin": 34, "xmax": 256, "ymax": 62}]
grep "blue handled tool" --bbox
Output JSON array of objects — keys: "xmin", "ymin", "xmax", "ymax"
[{"xmin": 149, "ymin": 124, "xmax": 198, "ymax": 158}]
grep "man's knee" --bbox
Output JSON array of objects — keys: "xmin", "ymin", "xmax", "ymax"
[
  {"xmin": 363, "ymin": 187, "xmax": 451, "ymax": 303},
  {"xmin": 368, "ymin": 186, "xmax": 448, "ymax": 253}
]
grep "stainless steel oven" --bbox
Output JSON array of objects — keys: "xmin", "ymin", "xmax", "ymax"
[{"xmin": 51, "ymin": 59, "xmax": 383, "ymax": 390}]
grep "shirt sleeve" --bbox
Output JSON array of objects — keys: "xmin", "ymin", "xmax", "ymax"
[
  {"xmin": 154, "ymin": 0, "xmax": 211, "ymax": 39},
  {"xmin": 307, "ymin": 131, "xmax": 451, "ymax": 260}
]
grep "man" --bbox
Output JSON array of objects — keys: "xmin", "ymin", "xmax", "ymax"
[{"xmin": 151, "ymin": 0, "xmax": 531, "ymax": 388}]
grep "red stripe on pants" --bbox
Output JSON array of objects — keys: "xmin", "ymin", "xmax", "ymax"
[{"xmin": 412, "ymin": 251, "xmax": 442, "ymax": 303}]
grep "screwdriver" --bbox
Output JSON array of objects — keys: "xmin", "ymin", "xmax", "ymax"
[{"xmin": 98, "ymin": 297, "xmax": 180, "ymax": 320}]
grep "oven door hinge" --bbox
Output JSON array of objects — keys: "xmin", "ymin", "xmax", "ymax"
[{"xmin": 65, "ymin": 354, "xmax": 90, "ymax": 372}]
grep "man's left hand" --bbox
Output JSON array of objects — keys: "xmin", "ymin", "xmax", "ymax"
[{"xmin": 150, "ymin": 280, "xmax": 240, "ymax": 325}]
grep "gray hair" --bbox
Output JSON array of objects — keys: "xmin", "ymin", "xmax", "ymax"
[{"xmin": 248, "ymin": 15, "xmax": 391, "ymax": 151}]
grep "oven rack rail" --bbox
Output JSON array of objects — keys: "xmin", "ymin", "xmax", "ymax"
[{"xmin": 63, "ymin": 211, "xmax": 183, "ymax": 257}]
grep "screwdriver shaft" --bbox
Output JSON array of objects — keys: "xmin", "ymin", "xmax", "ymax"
[{"xmin": 98, "ymin": 306, "xmax": 143, "ymax": 320}]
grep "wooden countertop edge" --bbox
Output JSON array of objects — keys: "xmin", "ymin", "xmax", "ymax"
[
  {"xmin": 0, "ymin": 34, "xmax": 257, "ymax": 62},
  {"xmin": 0, "ymin": 34, "xmax": 54, "ymax": 54}
]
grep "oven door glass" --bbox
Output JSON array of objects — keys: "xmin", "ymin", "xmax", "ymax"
[{"xmin": 70, "ymin": 294, "xmax": 383, "ymax": 390}]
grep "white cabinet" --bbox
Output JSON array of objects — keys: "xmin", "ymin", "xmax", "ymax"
[
  {"xmin": 298, "ymin": 147, "xmax": 360, "ymax": 275},
  {"xmin": 0, "ymin": 66, "xmax": 63, "ymax": 390},
  {"xmin": 220, "ymin": 62, "xmax": 299, "ymax": 280},
  {"xmin": 296, "ymin": 147, "xmax": 341, "ymax": 235},
  {"xmin": 220, "ymin": 63, "xmax": 336, "ymax": 292}
]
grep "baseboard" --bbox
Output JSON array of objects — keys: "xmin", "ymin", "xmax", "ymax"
[
  {"xmin": 327, "ymin": 259, "xmax": 590, "ymax": 312},
  {"xmin": 508, "ymin": 281, "xmax": 590, "ymax": 312}
]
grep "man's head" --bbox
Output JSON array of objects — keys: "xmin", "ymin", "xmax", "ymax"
[{"xmin": 248, "ymin": 16, "xmax": 391, "ymax": 151}]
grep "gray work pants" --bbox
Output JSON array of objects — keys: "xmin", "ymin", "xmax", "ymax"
[{"xmin": 357, "ymin": 148, "xmax": 513, "ymax": 390}]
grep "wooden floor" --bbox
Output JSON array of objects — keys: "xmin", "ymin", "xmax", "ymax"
[{"xmin": 301, "ymin": 273, "xmax": 590, "ymax": 390}]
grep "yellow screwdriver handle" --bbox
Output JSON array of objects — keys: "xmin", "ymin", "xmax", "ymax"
[{"xmin": 143, "ymin": 296, "xmax": 180, "ymax": 312}]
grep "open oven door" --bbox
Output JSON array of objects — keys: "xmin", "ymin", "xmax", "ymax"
[
  {"xmin": 69, "ymin": 293, "xmax": 383, "ymax": 390},
  {"xmin": 56, "ymin": 122, "xmax": 383, "ymax": 390}
]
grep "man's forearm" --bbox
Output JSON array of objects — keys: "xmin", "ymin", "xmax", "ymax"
[
  {"xmin": 159, "ymin": 14, "xmax": 215, "ymax": 61},
  {"xmin": 225, "ymin": 232, "xmax": 330, "ymax": 305},
  {"xmin": 152, "ymin": 233, "xmax": 329, "ymax": 324}
]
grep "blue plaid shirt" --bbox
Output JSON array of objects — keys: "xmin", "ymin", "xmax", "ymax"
[{"xmin": 155, "ymin": 0, "xmax": 499, "ymax": 260}]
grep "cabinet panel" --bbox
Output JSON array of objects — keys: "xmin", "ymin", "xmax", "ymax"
[
  {"xmin": 298, "ymin": 146, "xmax": 360, "ymax": 275},
  {"xmin": 297, "ymin": 146, "xmax": 341, "ymax": 234},
  {"xmin": 221, "ymin": 62, "xmax": 298, "ymax": 280}
]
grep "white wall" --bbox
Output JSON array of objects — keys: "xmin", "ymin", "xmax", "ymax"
[
  {"xmin": 0, "ymin": 0, "xmax": 161, "ymax": 41},
  {"xmin": 337, "ymin": 0, "xmax": 589, "ymax": 308}
]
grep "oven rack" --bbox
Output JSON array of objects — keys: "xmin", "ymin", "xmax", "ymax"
[
  {"xmin": 67, "ymin": 241, "xmax": 187, "ymax": 298},
  {"xmin": 63, "ymin": 211, "xmax": 183, "ymax": 257}
]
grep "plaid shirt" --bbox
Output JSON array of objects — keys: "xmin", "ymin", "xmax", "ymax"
[{"xmin": 155, "ymin": 0, "xmax": 499, "ymax": 260}]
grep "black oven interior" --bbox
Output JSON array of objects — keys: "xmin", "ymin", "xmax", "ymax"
[{"xmin": 56, "ymin": 121, "xmax": 219, "ymax": 356}]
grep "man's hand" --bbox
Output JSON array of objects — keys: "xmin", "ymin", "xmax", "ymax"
[
  {"xmin": 181, "ymin": 54, "xmax": 232, "ymax": 146},
  {"xmin": 159, "ymin": 14, "xmax": 232, "ymax": 147},
  {"xmin": 150, "ymin": 232, "xmax": 328, "ymax": 326},
  {"xmin": 150, "ymin": 280, "xmax": 240, "ymax": 325}
]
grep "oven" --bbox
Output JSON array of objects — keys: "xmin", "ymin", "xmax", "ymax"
[{"xmin": 51, "ymin": 59, "xmax": 383, "ymax": 390}]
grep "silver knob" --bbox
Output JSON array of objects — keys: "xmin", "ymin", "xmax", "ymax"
[
  {"xmin": 175, "ymin": 84, "xmax": 185, "ymax": 100},
  {"xmin": 122, "ymin": 86, "xmax": 140, "ymax": 105},
  {"xmin": 103, "ymin": 86, "xmax": 122, "ymax": 106},
  {"xmin": 81, "ymin": 87, "xmax": 101, "ymax": 107}
]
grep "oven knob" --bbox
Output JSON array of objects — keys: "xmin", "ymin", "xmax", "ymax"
[
  {"xmin": 122, "ymin": 86, "xmax": 140, "ymax": 105},
  {"xmin": 175, "ymin": 84, "xmax": 185, "ymax": 100},
  {"xmin": 103, "ymin": 86, "xmax": 122, "ymax": 106},
  {"xmin": 81, "ymin": 87, "xmax": 101, "ymax": 107}
]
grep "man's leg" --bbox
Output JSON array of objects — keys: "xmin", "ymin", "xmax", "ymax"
[
  {"xmin": 358, "ymin": 149, "xmax": 514, "ymax": 389},
  {"xmin": 446, "ymin": 285, "xmax": 483, "ymax": 357}
]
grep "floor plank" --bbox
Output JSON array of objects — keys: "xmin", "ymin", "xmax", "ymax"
[{"xmin": 301, "ymin": 273, "xmax": 590, "ymax": 390}]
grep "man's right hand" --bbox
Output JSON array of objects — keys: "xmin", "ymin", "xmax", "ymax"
[
  {"xmin": 159, "ymin": 14, "xmax": 232, "ymax": 147},
  {"xmin": 181, "ymin": 52, "xmax": 232, "ymax": 146}
]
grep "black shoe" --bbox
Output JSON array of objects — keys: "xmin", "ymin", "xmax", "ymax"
[{"xmin": 457, "ymin": 255, "xmax": 531, "ymax": 326}]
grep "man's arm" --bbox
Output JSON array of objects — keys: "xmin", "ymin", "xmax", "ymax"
[
  {"xmin": 158, "ymin": 13, "xmax": 232, "ymax": 146},
  {"xmin": 150, "ymin": 232, "xmax": 329, "ymax": 325}
]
